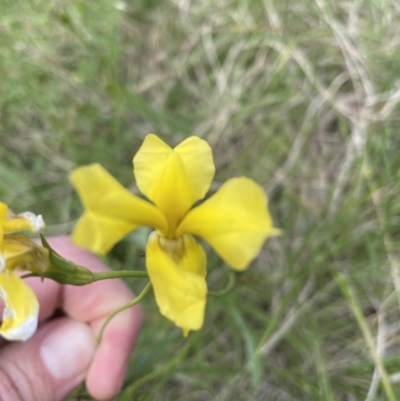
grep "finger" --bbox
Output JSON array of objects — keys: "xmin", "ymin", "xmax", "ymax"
[
  {"xmin": 24, "ymin": 276, "xmax": 62, "ymax": 321},
  {"xmin": 46, "ymin": 236, "xmax": 143, "ymax": 400},
  {"xmin": 0, "ymin": 317, "xmax": 95, "ymax": 401}
]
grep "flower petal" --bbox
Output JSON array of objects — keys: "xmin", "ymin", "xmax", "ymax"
[
  {"xmin": 0, "ymin": 227, "xmax": 4, "ymax": 271},
  {"xmin": 178, "ymin": 235, "xmax": 207, "ymax": 277},
  {"xmin": 3, "ymin": 235, "xmax": 48, "ymax": 273},
  {"xmin": 3, "ymin": 236, "xmax": 33, "ymax": 261},
  {"xmin": 146, "ymin": 232, "xmax": 207, "ymax": 335},
  {"xmin": 133, "ymin": 134, "xmax": 215, "ymax": 233},
  {"xmin": 0, "ymin": 272, "xmax": 39, "ymax": 341},
  {"xmin": 177, "ymin": 177, "xmax": 280, "ymax": 270},
  {"xmin": 70, "ymin": 163, "xmax": 168, "ymax": 255},
  {"xmin": 0, "ymin": 202, "xmax": 44, "ymax": 234}
]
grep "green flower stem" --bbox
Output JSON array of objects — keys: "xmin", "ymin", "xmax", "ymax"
[
  {"xmin": 21, "ymin": 269, "xmax": 148, "ymax": 283},
  {"xmin": 97, "ymin": 281, "xmax": 152, "ymax": 346},
  {"xmin": 92, "ymin": 270, "xmax": 149, "ymax": 281},
  {"xmin": 208, "ymin": 271, "xmax": 235, "ymax": 297}
]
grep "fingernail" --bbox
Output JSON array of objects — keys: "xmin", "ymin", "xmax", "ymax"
[{"xmin": 40, "ymin": 319, "xmax": 95, "ymax": 381}]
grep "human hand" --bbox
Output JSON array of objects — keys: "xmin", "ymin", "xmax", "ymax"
[{"xmin": 0, "ymin": 235, "xmax": 142, "ymax": 401}]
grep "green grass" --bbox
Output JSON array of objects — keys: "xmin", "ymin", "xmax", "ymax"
[{"xmin": 2, "ymin": 0, "xmax": 400, "ymax": 399}]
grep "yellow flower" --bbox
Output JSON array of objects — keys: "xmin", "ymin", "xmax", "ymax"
[
  {"xmin": 0, "ymin": 202, "xmax": 45, "ymax": 341},
  {"xmin": 70, "ymin": 134, "xmax": 279, "ymax": 335}
]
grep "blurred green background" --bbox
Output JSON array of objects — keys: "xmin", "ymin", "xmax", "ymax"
[{"xmin": 1, "ymin": 0, "xmax": 400, "ymax": 400}]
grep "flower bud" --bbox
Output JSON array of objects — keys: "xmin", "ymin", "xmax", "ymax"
[{"xmin": 40, "ymin": 235, "xmax": 95, "ymax": 285}]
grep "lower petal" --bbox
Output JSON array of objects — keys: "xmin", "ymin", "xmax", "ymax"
[
  {"xmin": 0, "ymin": 272, "xmax": 39, "ymax": 341},
  {"xmin": 179, "ymin": 235, "xmax": 207, "ymax": 277},
  {"xmin": 146, "ymin": 233, "xmax": 207, "ymax": 335}
]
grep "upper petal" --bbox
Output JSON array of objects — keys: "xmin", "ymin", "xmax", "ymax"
[
  {"xmin": 133, "ymin": 134, "xmax": 215, "ymax": 233},
  {"xmin": 146, "ymin": 232, "xmax": 207, "ymax": 335},
  {"xmin": 70, "ymin": 163, "xmax": 168, "ymax": 255},
  {"xmin": 0, "ymin": 202, "xmax": 45, "ymax": 234},
  {"xmin": 0, "ymin": 271, "xmax": 39, "ymax": 341},
  {"xmin": 177, "ymin": 177, "xmax": 280, "ymax": 270}
]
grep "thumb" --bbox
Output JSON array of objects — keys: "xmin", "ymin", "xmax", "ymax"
[{"xmin": 0, "ymin": 318, "xmax": 95, "ymax": 401}]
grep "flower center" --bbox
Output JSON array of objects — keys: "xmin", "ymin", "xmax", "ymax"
[{"xmin": 150, "ymin": 231, "xmax": 184, "ymax": 263}]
